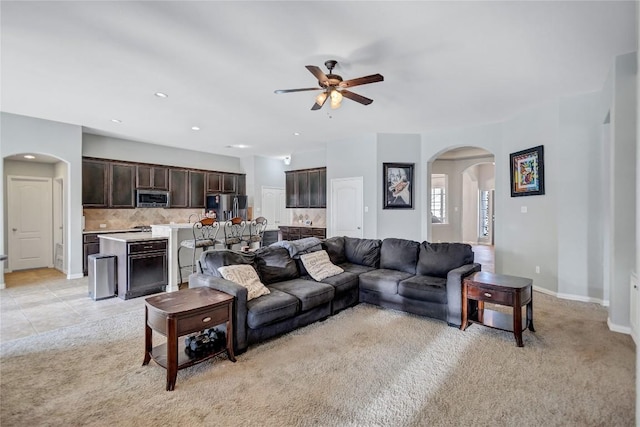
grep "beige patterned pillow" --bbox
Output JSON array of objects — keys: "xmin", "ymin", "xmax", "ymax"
[
  {"xmin": 300, "ymin": 250, "xmax": 344, "ymax": 281},
  {"xmin": 217, "ymin": 264, "xmax": 270, "ymax": 300}
]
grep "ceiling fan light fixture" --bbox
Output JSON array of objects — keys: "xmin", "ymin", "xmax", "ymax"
[
  {"xmin": 330, "ymin": 89, "xmax": 343, "ymax": 109},
  {"xmin": 315, "ymin": 92, "xmax": 328, "ymax": 106}
]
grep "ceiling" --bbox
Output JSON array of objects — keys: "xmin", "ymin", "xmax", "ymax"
[{"xmin": 1, "ymin": 1, "xmax": 636, "ymax": 160}]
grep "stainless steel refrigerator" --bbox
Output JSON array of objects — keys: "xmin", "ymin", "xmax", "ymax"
[{"xmin": 206, "ymin": 194, "xmax": 248, "ymax": 220}]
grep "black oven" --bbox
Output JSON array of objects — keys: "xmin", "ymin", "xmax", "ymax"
[{"xmin": 136, "ymin": 190, "xmax": 170, "ymax": 208}]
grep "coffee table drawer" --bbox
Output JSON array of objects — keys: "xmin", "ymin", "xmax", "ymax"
[
  {"xmin": 177, "ymin": 305, "xmax": 229, "ymax": 336},
  {"xmin": 467, "ymin": 285, "xmax": 513, "ymax": 305}
]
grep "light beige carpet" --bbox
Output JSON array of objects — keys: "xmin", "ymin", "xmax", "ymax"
[{"xmin": 0, "ymin": 292, "xmax": 635, "ymax": 426}]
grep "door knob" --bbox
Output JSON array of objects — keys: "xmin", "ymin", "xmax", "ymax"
[
  {"xmin": 12, "ymin": 228, "xmax": 17, "ymax": 232},
  {"xmin": 357, "ymin": 227, "xmax": 361, "ymax": 230}
]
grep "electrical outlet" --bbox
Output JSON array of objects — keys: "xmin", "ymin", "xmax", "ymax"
[
  {"xmin": 535, "ymin": 266, "xmax": 540, "ymax": 274},
  {"xmin": 99, "ymin": 224, "xmax": 107, "ymax": 229}
]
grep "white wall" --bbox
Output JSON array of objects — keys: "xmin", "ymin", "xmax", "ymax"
[
  {"xmin": 249, "ymin": 155, "xmax": 287, "ymax": 218},
  {"xmin": 83, "ymin": 134, "xmax": 243, "ymax": 172},
  {"xmin": 607, "ymin": 52, "xmax": 637, "ymax": 329},
  {"xmin": 377, "ymin": 133, "xmax": 422, "ymax": 240},
  {"xmin": 284, "ymin": 148, "xmax": 326, "ymax": 171},
  {"xmin": 0, "ymin": 112, "xmax": 82, "ymax": 281},
  {"xmin": 326, "ymin": 134, "xmax": 377, "ymax": 238},
  {"xmin": 556, "ymin": 92, "xmax": 602, "ymax": 301}
]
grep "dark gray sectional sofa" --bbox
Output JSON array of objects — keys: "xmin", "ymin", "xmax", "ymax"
[{"xmin": 189, "ymin": 236, "xmax": 481, "ymax": 354}]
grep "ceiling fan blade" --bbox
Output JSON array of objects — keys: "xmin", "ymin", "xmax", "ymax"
[
  {"xmin": 311, "ymin": 91, "xmax": 329, "ymax": 110},
  {"xmin": 306, "ymin": 65, "xmax": 329, "ymax": 85},
  {"xmin": 274, "ymin": 88, "xmax": 322, "ymax": 94},
  {"xmin": 341, "ymin": 89, "xmax": 374, "ymax": 105},
  {"xmin": 339, "ymin": 73, "xmax": 384, "ymax": 88}
]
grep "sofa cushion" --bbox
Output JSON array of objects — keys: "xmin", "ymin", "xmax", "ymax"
[
  {"xmin": 269, "ymin": 279, "xmax": 335, "ymax": 312},
  {"xmin": 253, "ymin": 246, "xmax": 300, "ymax": 285},
  {"xmin": 300, "ymin": 250, "xmax": 344, "ymax": 281},
  {"xmin": 380, "ymin": 238, "xmax": 420, "ymax": 275},
  {"xmin": 217, "ymin": 264, "xmax": 270, "ymax": 301},
  {"xmin": 246, "ymin": 288, "xmax": 299, "ymax": 329},
  {"xmin": 359, "ymin": 268, "xmax": 413, "ymax": 294},
  {"xmin": 199, "ymin": 249, "xmax": 255, "ymax": 277},
  {"xmin": 322, "ymin": 236, "xmax": 346, "ymax": 265},
  {"xmin": 306, "ymin": 271, "xmax": 359, "ymax": 295},
  {"xmin": 416, "ymin": 242, "xmax": 475, "ymax": 278},
  {"xmin": 344, "ymin": 237, "xmax": 382, "ymax": 268},
  {"xmin": 339, "ymin": 263, "xmax": 376, "ymax": 275},
  {"xmin": 398, "ymin": 275, "xmax": 447, "ymax": 304}
]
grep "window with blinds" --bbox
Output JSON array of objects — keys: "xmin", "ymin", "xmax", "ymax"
[{"xmin": 431, "ymin": 174, "xmax": 447, "ymax": 224}]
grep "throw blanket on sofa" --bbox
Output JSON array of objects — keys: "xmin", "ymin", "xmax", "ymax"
[{"xmin": 271, "ymin": 237, "xmax": 322, "ymax": 258}]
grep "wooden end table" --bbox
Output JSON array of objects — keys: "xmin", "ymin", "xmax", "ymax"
[
  {"xmin": 461, "ymin": 271, "xmax": 535, "ymax": 347},
  {"xmin": 142, "ymin": 287, "xmax": 236, "ymax": 391}
]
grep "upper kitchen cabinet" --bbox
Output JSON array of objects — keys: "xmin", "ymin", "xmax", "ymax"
[
  {"xmin": 189, "ymin": 170, "xmax": 205, "ymax": 208},
  {"xmin": 222, "ymin": 174, "xmax": 237, "ymax": 194},
  {"xmin": 207, "ymin": 172, "xmax": 245, "ymax": 194},
  {"xmin": 236, "ymin": 174, "xmax": 246, "ymax": 195},
  {"xmin": 109, "ymin": 163, "xmax": 136, "ymax": 208},
  {"xmin": 309, "ymin": 168, "xmax": 326, "ymax": 208},
  {"xmin": 206, "ymin": 172, "xmax": 222, "ymax": 193},
  {"xmin": 169, "ymin": 169, "xmax": 189, "ymax": 208},
  {"xmin": 136, "ymin": 165, "xmax": 168, "ymax": 190},
  {"xmin": 285, "ymin": 168, "xmax": 326, "ymax": 208},
  {"xmin": 82, "ymin": 159, "xmax": 108, "ymax": 207}
]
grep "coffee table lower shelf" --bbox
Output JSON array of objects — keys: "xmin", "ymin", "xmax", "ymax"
[{"xmin": 149, "ymin": 343, "xmax": 229, "ymax": 371}]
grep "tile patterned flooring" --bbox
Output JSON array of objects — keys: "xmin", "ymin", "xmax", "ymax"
[
  {"xmin": 0, "ymin": 245, "xmax": 495, "ymax": 344},
  {"xmin": 0, "ymin": 268, "xmax": 158, "ymax": 344}
]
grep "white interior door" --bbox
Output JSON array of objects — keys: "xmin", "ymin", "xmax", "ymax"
[
  {"xmin": 330, "ymin": 177, "xmax": 363, "ymax": 238},
  {"xmin": 7, "ymin": 176, "xmax": 53, "ymax": 271},
  {"xmin": 261, "ymin": 187, "xmax": 286, "ymax": 229}
]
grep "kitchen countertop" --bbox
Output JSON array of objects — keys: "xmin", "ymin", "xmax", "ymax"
[
  {"xmin": 84, "ymin": 228, "xmax": 145, "ymax": 234},
  {"xmin": 97, "ymin": 232, "xmax": 168, "ymax": 243}
]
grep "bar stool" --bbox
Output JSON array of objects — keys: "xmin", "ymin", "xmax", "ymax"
[
  {"xmin": 248, "ymin": 217, "xmax": 268, "ymax": 249},
  {"xmin": 177, "ymin": 218, "xmax": 221, "ymax": 285},
  {"xmin": 223, "ymin": 217, "xmax": 246, "ymax": 250}
]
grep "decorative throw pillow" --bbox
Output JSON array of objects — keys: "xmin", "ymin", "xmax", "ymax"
[
  {"xmin": 300, "ymin": 250, "xmax": 344, "ymax": 282},
  {"xmin": 217, "ymin": 264, "xmax": 270, "ymax": 300}
]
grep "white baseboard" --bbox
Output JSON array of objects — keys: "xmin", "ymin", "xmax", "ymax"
[
  {"xmin": 534, "ymin": 286, "xmax": 626, "ymax": 335},
  {"xmin": 67, "ymin": 273, "xmax": 84, "ymax": 280},
  {"xmin": 608, "ymin": 317, "xmax": 632, "ymax": 335}
]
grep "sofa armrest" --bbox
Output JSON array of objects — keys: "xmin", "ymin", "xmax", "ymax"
[
  {"xmin": 189, "ymin": 273, "xmax": 249, "ymax": 353},
  {"xmin": 445, "ymin": 263, "xmax": 481, "ymax": 326}
]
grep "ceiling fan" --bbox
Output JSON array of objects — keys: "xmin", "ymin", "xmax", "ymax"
[{"xmin": 274, "ymin": 60, "xmax": 384, "ymax": 110}]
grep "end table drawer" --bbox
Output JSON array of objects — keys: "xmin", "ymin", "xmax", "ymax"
[
  {"xmin": 467, "ymin": 285, "xmax": 513, "ymax": 305},
  {"xmin": 177, "ymin": 305, "xmax": 229, "ymax": 336}
]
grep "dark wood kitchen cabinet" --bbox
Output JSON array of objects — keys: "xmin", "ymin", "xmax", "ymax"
[
  {"xmin": 169, "ymin": 169, "xmax": 189, "ymax": 208},
  {"xmin": 82, "ymin": 233, "xmax": 101, "ymax": 276},
  {"xmin": 236, "ymin": 174, "xmax": 246, "ymax": 195},
  {"xmin": 109, "ymin": 162, "xmax": 136, "ymax": 208},
  {"xmin": 189, "ymin": 170, "xmax": 205, "ymax": 208},
  {"xmin": 206, "ymin": 172, "xmax": 222, "ymax": 193},
  {"xmin": 285, "ymin": 168, "xmax": 326, "ymax": 208},
  {"xmin": 136, "ymin": 165, "xmax": 168, "ymax": 190},
  {"xmin": 82, "ymin": 160, "xmax": 108, "ymax": 207},
  {"xmin": 222, "ymin": 174, "xmax": 237, "ymax": 193}
]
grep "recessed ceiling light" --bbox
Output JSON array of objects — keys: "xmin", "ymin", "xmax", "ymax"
[
  {"xmin": 111, "ymin": 119, "xmax": 122, "ymax": 123},
  {"xmin": 24, "ymin": 155, "xmax": 35, "ymax": 160},
  {"xmin": 225, "ymin": 144, "xmax": 249, "ymax": 149},
  {"xmin": 154, "ymin": 92, "xmax": 168, "ymax": 98},
  {"xmin": 191, "ymin": 126, "xmax": 200, "ymax": 131},
  {"xmin": 293, "ymin": 132, "xmax": 300, "ymax": 136}
]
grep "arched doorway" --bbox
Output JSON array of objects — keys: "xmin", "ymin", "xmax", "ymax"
[{"xmin": 427, "ymin": 146, "xmax": 495, "ymax": 271}]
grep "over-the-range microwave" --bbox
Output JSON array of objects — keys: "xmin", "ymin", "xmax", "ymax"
[{"xmin": 136, "ymin": 189, "xmax": 170, "ymax": 208}]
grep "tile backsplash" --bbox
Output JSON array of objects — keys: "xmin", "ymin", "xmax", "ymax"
[
  {"xmin": 288, "ymin": 209, "xmax": 326, "ymax": 227},
  {"xmin": 83, "ymin": 208, "xmax": 204, "ymax": 231}
]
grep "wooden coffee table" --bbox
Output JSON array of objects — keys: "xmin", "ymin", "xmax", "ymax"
[
  {"xmin": 142, "ymin": 287, "xmax": 236, "ymax": 391},
  {"xmin": 461, "ymin": 271, "xmax": 535, "ymax": 347}
]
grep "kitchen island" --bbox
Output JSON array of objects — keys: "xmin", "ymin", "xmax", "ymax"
[
  {"xmin": 99, "ymin": 232, "xmax": 168, "ymax": 299},
  {"xmin": 152, "ymin": 222, "xmax": 252, "ymax": 291}
]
